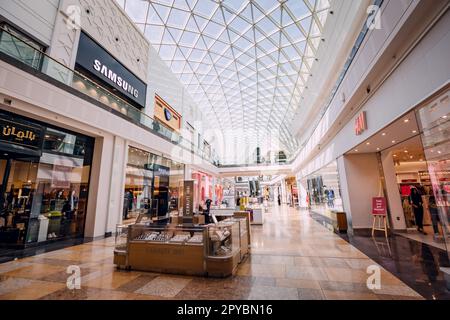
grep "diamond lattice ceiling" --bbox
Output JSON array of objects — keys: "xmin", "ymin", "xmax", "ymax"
[{"xmin": 117, "ymin": 0, "xmax": 330, "ymax": 161}]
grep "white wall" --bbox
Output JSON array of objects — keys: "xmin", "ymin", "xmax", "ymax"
[
  {"xmin": 48, "ymin": 0, "xmax": 149, "ymax": 81},
  {"xmin": 293, "ymin": 0, "xmax": 449, "ymax": 176},
  {"xmin": 296, "ymin": 8, "xmax": 450, "ymax": 180},
  {"xmin": 0, "ymin": 0, "xmax": 59, "ymax": 45},
  {"xmin": 339, "ymin": 153, "xmax": 382, "ymax": 230}
]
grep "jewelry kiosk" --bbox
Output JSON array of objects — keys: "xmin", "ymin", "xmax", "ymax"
[{"xmin": 114, "ymin": 214, "xmax": 250, "ymax": 277}]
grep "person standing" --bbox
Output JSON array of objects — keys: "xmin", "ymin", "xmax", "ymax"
[
  {"xmin": 277, "ymin": 193, "xmax": 281, "ymax": 206},
  {"xmin": 409, "ymin": 187, "xmax": 426, "ymax": 234}
]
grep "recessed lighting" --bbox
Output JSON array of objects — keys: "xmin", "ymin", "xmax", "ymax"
[
  {"xmin": 354, "ymin": 149, "xmax": 358, "ymax": 152},
  {"xmin": 45, "ymin": 135, "xmax": 50, "ymax": 138},
  {"xmin": 412, "ymin": 130, "xmax": 417, "ymax": 134},
  {"xmin": 443, "ymin": 115, "xmax": 448, "ymax": 119},
  {"xmin": 376, "ymin": 148, "xmax": 380, "ymax": 151},
  {"xmin": 404, "ymin": 119, "xmax": 410, "ymax": 123},
  {"xmin": 438, "ymin": 151, "xmax": 442, "ymax": 154},
  {"xmin": 392, "ymin": 140, "xmax": 396, "ymax": 144},
  {"xmin": 410, "ymin": 156, "xmax": 413, "ymax": 159},
  {"xmin": 382, "ymin": 133, "xmax": 386, "ymax": 136},
  {"xmin": 366, "ymin": 142, "xmax": 371, "ymax": 145},
  {"xmin": 394, "ymin": 154, "xmax": 397, "ymax": 157},
  {"xmin": 404, "ymin": 150, "xmax": 408, "ymax": 153}
]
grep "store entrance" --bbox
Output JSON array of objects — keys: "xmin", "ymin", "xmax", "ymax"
[
  {"xmin": 0, "ymin": 153, "xmax": 39, "ymax": 247},
  {"xmin": 384, "ymin": 136, "xmax": 445, "ymax": 246}
]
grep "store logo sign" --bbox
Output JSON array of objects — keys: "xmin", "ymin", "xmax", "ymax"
[
  {"xmin": 76, "ymin": 32, "xmax": 147, "ymax": 108},
  {"xmin": 164, "ymin": 108, "xmax": 172, "ymax": 121},
  {"xmin": 0, "ymin": 118, "xmax": 44, "ymax": 149},
  {"xmin": 93, "ymin": 59, "xmax": 139, "ymax": 99},
  {"xmin": 355, "ymin": 111, "xmax": 367, "ymax": 135}
]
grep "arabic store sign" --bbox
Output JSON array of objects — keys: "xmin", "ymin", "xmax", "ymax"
[{"xmin": 0, "ymin": 118, "xmax": 44, "ymax": 149}]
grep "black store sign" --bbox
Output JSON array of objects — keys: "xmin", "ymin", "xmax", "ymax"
[
  {"xmin": 0, "ymin": 117, "xmax": 44, "ymax": 150},
  {"xmin": 76, "ymin": 32, "xmax": 147, "ymax": 108}
]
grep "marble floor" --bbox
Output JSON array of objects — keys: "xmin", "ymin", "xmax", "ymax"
[{"xmin": 0, "ymin": 206, "xmax": 424, "ymax": 300}]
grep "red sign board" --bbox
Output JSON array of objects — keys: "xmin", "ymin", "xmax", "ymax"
[
  {"xmin": 372, "ymin": 197, "xmax": 387, "ymax": 215},
  {"xmin": 355, "ymin": 111, "xmax": 367, "ymax": 135}
]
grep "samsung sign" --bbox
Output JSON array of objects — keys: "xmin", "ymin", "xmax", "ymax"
[{"xmin": 76, "ymin": 32, "xmax": 147, "ymax": 108}]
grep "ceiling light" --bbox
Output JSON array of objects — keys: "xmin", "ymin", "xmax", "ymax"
[
  {"xmin": 438, "ymin": 151, "xmax": 442, "ymax": 154},
  {"xmin": 404, "ymin": 150, "xmax": 408, "ymax": 153},
  {"xmin": 412, "ymin": 130, "xmax": 417, "ymax": 134},
  {"xmin": 404, "ymin": 119, "xmax": 410, "ymax": 123},
  {"xmin": 376, "ymin": 148, "xmax": 380, "ymax": 151},
  {"xmin": 354, "ymin": 149, "xmax": 358, "ymax": 152},
  {"xmin": 366, "ymin": 142, "xmax": 370, "ymax": 145},
  {"xmin": 410, "ymin": 156, "xmax": 413, "ymax": 159},
  {"xmin": 394, "ymin": 154, "xmax": 397, "ymax": 157},
  {"xmin": 443, "ymin": 115, "xmax": 448, "ymax": 119},
  {"xmin": 392, "ymin": 140, "xmax": 396, "ymax": 144},
  {"xmin": 382, "ymin": 133, "xmax": 386, "ymax": 136}
]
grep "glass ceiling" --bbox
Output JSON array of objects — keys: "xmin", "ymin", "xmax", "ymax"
[{"xmin": 116, "ymin": 0, "xmax": 330, "ymax": 161}]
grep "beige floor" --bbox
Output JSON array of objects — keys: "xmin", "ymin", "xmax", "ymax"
[{"xmin": 0, "ymin": 205, "xmax": 423, "ymax": 300}]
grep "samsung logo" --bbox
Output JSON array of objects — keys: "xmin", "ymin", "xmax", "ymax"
[{"xmin": 93, "ymin": 59, "xmax": 139, "ymax": 98}]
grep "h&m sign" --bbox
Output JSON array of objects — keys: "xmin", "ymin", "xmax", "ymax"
[{"xmin": 354, "ymin": 111, "xmax": 367, "ymax": 135}]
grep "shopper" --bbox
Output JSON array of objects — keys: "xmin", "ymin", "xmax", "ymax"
[
  {"xmin": 428, "ymin": 195, "xmax": 441, "ymax": 238},
  {"xmin": 409, "ymin": 188, "xmax": 426, "ymax": 234},
  {"xmin": 277, "ymin": 194, "xmax": 281, "ymax": 206}
]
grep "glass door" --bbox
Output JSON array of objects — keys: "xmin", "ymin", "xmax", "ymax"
[
  {"xmin": 416, "ymin": 89, "xmax": 450, "ymax": 258},
  {"xmin": 0, "ymin": 156, "xmax": 39, "ymax": 246}
]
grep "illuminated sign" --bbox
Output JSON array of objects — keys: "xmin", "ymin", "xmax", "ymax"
[
  {"xmin": 355, "ymin": 111, "xmax": 367, "ymax": 135},
  {"xmin": 76, "ymin": 32, "xmax": 147, "ymax": 108},
  {"xmin": 154, "ymin": 95, "xmax": 181, "ymax": 131},
  {"xmin": 0, "ymin": 118, "xmax": 44, "ymax": 149}
]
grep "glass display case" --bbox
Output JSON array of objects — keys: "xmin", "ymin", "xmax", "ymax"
[
  {"xmin": 128, "ymin": 224, "xmax": 206, "ymax": 245},
  {"xmin": 125, "ymin": 224, "xmax": 207, "ymax": 275},
  {"xmin": 113, "ymin": 220, "xmax": 245, "ymax": 277},
  {"xmin": 207, "ymin": 220, "xmax": 239, "ymax": 257},
  {"xmin": 113, "ymin": 224, "xmax": 129, "ymax": 268}
]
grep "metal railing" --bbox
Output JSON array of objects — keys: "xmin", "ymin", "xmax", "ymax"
[{"xmin": 0, "ymin": 27, "xmax": 219, "ymax": 165}]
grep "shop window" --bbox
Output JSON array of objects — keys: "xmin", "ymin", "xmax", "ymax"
[
  {"xmin": 0, "ymin": 112, "xmax": 94, "ymax": 247},
  {"xmin": 303, "ymin": 160, "xmax": 344, "ymax": 215},
  {"xmin": 123, "ymin": 147, "xmax": 185, "ymax": 223},
  {"xmin": 416, "ymin": 89, "xmax": 450, "ymax": 254}
]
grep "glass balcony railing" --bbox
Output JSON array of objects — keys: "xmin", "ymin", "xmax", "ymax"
[{"xmin": 0, "ymin": 27, "xmax": 219, "ymax": 165}]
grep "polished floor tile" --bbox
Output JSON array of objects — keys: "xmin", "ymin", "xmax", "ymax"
[{"xmin": 0, "ymin": 205, "xmax": 427, "ymax": 300}]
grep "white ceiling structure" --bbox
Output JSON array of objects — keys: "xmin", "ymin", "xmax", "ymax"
[{"xmin": 117, "ymin": 0, "xmax": 331, "ymax": 163}]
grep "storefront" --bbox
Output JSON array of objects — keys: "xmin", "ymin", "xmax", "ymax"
[
  {"xmin": 123, "ymin": 146, "xmax": 185, "ymax": 223},
  {"xmin": 299, "ymin": 160, "xmax": 344, "ymax": 217},
  {"xmin": 0, "ymin": 109, "xmax": 94, "ymax": 249},
  {"xmin": 192, "ymin": 171, "xmax": 213, "ymax": 209},
  {"xmin": 342, "ymin": 87, "xmax": 449, "ymax": 252}
]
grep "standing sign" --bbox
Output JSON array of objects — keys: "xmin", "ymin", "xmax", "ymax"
[
  {"xmin": 183, "ymin": 180, "xmax": 194, "ymax": 217},
  {"xmin": 372, "ymin": 197, "xmax": 387, "ymax": 215}
]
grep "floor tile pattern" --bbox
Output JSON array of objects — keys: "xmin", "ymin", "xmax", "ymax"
[{"xmin": 0, "ymin": 205, "xmax": 424, "ymax": 300}]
